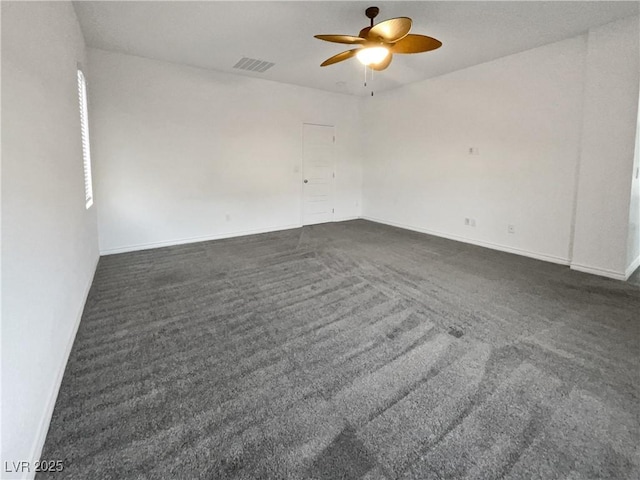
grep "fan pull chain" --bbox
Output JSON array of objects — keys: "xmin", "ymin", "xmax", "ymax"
[
  {"xmin": 370, "ymin": 67, "xmax": 374, "ymax": 96},
  {"xmin": 363, "ymin": 66, "xmax": 375, "ymax": 96}
]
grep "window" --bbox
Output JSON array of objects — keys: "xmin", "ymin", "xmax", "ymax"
[{"xmin": 77, "ymin": 69, "xmax": 93, "ymax": 209}]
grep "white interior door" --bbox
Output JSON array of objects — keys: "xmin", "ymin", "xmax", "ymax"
[{"xmin": 302, "ymin": 124, "xmax": 335, "ymax": 225}]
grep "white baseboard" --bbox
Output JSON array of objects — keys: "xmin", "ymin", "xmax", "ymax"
[
  {"xmin": 625, "ymin": 255, "xmax": 640, "ymax": 280},
  {"xmin": 100, "ymin": 219, "xmax": 367, "ymax": 256},
  {"xmin": 569, "ymin": 262, "xmax": 628, "ymax": 281},
  {"xmin": 25, "ymin": 255, "xmax": 100, "ymax": 480},
  {"xmin": 361, "ymin": 216, "xmax": 570, "ymax": 266},
  {"xmin": 100, "ymin": 223, "xmax": 303, "ymax": 255},
  {"xmin": 98, "ymin": 217, "xmax": 634, "ymax": 282},
  {"xmin": 571, "ymin": 255, "xmax": 639, "ymax": 282}
]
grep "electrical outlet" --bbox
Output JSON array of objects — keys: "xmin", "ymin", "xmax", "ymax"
[
  {"xmin": 508, "ymin": 224, "xmax": 515, "ymax": 234},
  {"xmin": 469, "ymin": 147, "xmax": 480, "ymax": 155},
  {"xmin": 464, "ymin": 218, "xmax": 470, "ymax": 226},
  {"xmin": 470, "ymin": 219, "xmax": 476, "ymax": 227},
  {"xmin": 226, "ymin": 214, "xmax": 231, "ymax": 222}
]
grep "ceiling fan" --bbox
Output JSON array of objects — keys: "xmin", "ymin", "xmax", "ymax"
[{"xmin": 314, "ymin": 6, "xmax": 442, "ymax": 71}]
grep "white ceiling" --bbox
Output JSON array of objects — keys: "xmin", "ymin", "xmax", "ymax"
[{"xmin": 73, "ymin": 1, "xmax": 639, "ymax": 96}]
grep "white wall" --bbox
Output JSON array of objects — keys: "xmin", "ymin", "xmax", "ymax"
[
  {"xmin": 87, "ymin": 49, "xmax": 363, "ymax": 254},
  {"xmin": 572, "ymin": 16, "xmax": 640, "ymax": 279},
  {"xmin": 1, "ymin": 2, "xmax": 99, "ymax": 477},
  {"xmin": 627, "ymin": 91, "xmax": 640, "ymax": 276},
  {"xmin": 361, "ymin": 36, "xmax": 587, "ymax": 265}
]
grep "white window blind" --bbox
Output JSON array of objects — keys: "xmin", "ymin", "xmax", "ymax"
[{"xmin": 77, "ymin": 69, "xmax": 93, "ymax": 209}]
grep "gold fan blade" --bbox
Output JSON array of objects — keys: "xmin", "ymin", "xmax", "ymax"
[
  {"xmin": 368, "ymin": 17, "xmax": 412, "ymax": 43},
  {"xmin": 391, "ymin": 34, "xmax": 442, "ymax": 54},
  {"xmin": 320, "ymin": 49, "xmax": 359, "ymax": 67},
  {"xmin": 369, "ymin": 53, "xmax": 393, "ymax": 71},
  {"xmin": 314, "ymin": 34, "xmax": 366, "ymax": 44}
]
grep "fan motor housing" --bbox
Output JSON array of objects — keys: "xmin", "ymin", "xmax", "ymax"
[{"xmin": 359, "ymin": 27, "xmax": 372, "ymax": 38}]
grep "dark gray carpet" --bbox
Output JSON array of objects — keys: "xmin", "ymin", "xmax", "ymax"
[{"xmin": 40, "ymin": 220, "xmax": 640, "ymax": 479}]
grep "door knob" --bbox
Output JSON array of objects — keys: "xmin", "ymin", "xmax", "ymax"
[{"xmin": 303, "ymin": 179, "xmax": 308, "ymax": 183}]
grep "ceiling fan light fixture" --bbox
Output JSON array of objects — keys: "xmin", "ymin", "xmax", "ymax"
[
  {"xmin": 315, "ymin": 7, "xmax": 442, "ymax": 72},
  {"xmin": 356, "ymin": 46, "xmax": 389, "ymax": 66}
]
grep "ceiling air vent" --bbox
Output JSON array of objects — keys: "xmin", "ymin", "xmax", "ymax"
[{"xmin": 233, "ymin": 57, "xmax": 275, "ymax": 73}]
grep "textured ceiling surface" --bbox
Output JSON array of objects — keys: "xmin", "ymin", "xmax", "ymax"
[{"xmin": 74, "ymin": 1, "xmax": 640, "ymax": 95}]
